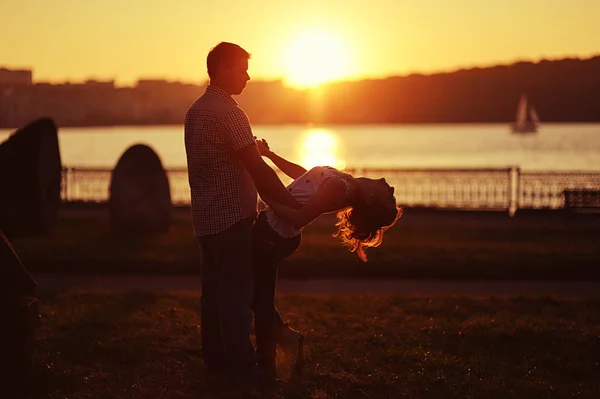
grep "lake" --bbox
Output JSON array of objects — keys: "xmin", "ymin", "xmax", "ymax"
[{"xmin": 1, "ymin": 123, "xmax": 600, "ymax": 171}]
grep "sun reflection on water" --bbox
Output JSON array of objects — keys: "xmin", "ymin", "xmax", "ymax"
[{"xmin": 297, "ymin": 128, "xmax": 346, "ymax": 170}]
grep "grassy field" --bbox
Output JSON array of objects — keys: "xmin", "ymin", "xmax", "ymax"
[
  {"xmin": 28, "ymin": 291, "xmax": 600, "ymax": 398},
  {"xmin": 9, "ymin": 208, "xmax": 600, "ymax": 280}
]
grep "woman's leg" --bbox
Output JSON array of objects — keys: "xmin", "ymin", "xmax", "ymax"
[
  {"xmin": 270, "ymin": 235, "xmax": 301, "ymax": 330},
  {"xmin": 269, "ymin": 234, "xmax": 304, "ymax": 373},
  {"xmin": 252, "ymin": 212, "xmax": 300, "ymax": 376}
]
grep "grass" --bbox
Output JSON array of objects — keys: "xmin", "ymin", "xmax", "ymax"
[
  {"xmin": 27, "ymin": 291, "xmax": 600, "ymax": 398},
  {"xmin": 9, "ymin": 210, "xmax": 600, "ymax": 280}
]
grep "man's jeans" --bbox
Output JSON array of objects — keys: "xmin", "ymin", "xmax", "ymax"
[{"xmin": 197, "ymin": 218, "xmax": 256, "ymax": 376}]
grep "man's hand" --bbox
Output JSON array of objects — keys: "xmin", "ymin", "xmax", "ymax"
[{"xmin": 256, "ymin": 138, "xmax": 272, "ymax": 158}]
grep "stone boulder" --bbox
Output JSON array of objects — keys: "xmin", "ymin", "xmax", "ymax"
[
  {"xmin": 0, "ymin": 229, "xmax": 39, "ymax": 395},
  {"xmin": 0, "ymin": 117, "xmax": 62, "ymax": 238},
  {"xmin": 109, "ymin": 144, "xmax": 172, "ymax": 233},
  {"xmin": 0, "ymin": 230, "xmax": 37, "ymax": 297}
]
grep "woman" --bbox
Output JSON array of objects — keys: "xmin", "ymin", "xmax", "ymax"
[{"xmin": 252, "ymin": 138, "xmax": 402, "ymax": 380}]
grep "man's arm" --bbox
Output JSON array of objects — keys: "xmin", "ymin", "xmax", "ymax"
[
  {"xmin": 236, "ymin": 144, "xmax": 301, "ymax": 210},
  {"xmin": 222, "ymin": 107, "xmax": 300, "ymax": 210},
  {"xmin": 256, "ymin": 139, "xmax": 306, "ymax": 179}
]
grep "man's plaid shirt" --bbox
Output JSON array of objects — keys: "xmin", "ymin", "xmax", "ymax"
[{"xmin": 184, "ymin": 85, "xmax": 258, "ymax": 236}]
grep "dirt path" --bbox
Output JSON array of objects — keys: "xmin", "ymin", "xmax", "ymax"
[{"xmin": 31, "ymin": 273, "xmax": 600, "ymax": 296}]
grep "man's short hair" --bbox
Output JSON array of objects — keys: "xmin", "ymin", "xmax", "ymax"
[{"xmin": 207, "ymin": 42, "xmax": 251, "ymax": 79}]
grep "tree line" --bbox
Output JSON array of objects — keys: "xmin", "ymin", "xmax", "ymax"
[{"xmin": 238, "ymin": 55, "xmax": 600, "ymax": 124}]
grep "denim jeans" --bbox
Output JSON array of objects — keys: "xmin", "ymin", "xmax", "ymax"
[
  {"xmin": 252, "ymin": 211, "xmax": 301, "ymax": 372},
  {"xmin": 197, "ymin": 218, "xmax": 256, "ymax": 376}
]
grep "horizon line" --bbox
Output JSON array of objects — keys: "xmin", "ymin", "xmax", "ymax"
[{"xmin": 2, "ymin": 52, "xmax": 599, "ymax": 89}]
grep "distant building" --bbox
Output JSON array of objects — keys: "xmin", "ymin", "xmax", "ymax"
[
  {"xmin": 136, "ymin": 79, "xmax": 170, "ymax": 90},
  {"xmin": 0, "ymin": 68, "xmax": 33, "ymax": 86},
  {"xmin": 84, "ymin": 79, "xmax": 116, "ymax": 89}
]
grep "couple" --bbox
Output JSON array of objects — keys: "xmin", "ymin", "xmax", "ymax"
[{"xmin": 184, "ymin": 42, "xmax": 402, "ymax": 384}]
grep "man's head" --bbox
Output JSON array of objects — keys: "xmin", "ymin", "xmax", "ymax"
[{"xmin": 207, "ymin": 42, "xmax": 251, "ymax": 95}]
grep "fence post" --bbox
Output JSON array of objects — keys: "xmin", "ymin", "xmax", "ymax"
[
  {"xmin": 61, "ymin": 167, "xmax": 67, "ymax": 203},
  {"xmin": 72, "ymin": 167, "xmax": 77, "ymax": 201},
  {"xmin": 508, "ymin": 166, "xmax": 520, "ymax": 217}
]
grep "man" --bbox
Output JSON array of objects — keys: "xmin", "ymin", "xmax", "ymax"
[{"xmin": 184, "ymin": 42, "xmax": 299, "ymax": 382}]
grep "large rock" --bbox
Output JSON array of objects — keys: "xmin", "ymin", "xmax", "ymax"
[
  {"xmin": 0, "ymin": 230, "xmax": 37, "ymax": 297},
  {"xmin": 0, "ymin": 230, "xmax": 39, "ymax": 395},
  {"xmin": 109, "ymin": 144, "xmax": 172, "ymax": 233},
  {"xmin": 0, "ymin": 117, "xmax": 62, "ymax": 238}
]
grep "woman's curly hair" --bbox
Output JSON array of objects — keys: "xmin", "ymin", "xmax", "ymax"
[{"xmin": 333, "ymin": 199, "xmax": 403, "ymax": 262}]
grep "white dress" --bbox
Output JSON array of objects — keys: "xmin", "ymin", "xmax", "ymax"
[{"xmin": 265, "ymin": 166, "xmax": 350, "ymax": 238}]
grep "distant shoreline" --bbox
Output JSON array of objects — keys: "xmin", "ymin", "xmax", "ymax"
[{"xmin": 2, "ymin": 121, "xmax": 600, "ymax": 132}]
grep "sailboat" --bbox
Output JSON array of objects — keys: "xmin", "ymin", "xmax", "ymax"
[{"xmin": 511, "ymin": 94, "xmax": 540, "ymax": 134}]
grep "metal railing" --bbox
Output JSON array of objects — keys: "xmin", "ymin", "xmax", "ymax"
[{"xmin": 60, "ymin": 166, "xmax": 600, "ymax": 213}]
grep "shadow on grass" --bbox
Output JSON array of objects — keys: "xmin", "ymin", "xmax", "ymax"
[
  {"xmin": 29, "ymin": 292, "xmax": 600, "ymax": 398},
  {"xmin": 34, "ymin": 291, "xmax": 168, "ymax": 397},
  {"xmin": 10, "ymin": 213, "xmax": 600, "ymax": 280}
]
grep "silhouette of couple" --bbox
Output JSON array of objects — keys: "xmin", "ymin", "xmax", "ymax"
[{"xmin": 184, "ymin": 42, "xmax": 402, "ymax": 386}]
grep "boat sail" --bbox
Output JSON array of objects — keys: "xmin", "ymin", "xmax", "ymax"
[{"xmin": 511, "ymin": 94, "xmax": 539, "ymax": 133}]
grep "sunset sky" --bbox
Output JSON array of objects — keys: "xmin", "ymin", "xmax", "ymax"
[{"xmin": 1, "ymin": 0, "xmax": 599, "ymax": 88}]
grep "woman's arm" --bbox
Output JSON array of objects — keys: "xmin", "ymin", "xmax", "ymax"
[
  {"xmin": 263, "ymin": 178, "xmax": 347, "ymax": 229},
  {"xmin": 257, "ymin": 138, "xmax": 306, "ymax": 179}
]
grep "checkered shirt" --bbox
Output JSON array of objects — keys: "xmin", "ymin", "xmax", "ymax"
[{"xmin": 184, "ymin": 85, "xmax": 258, "ymax": 236}]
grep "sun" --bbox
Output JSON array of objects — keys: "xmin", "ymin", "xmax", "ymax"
[{"xmin": 283, "ymin": 28, "xmax": 352, "ymax": 89}]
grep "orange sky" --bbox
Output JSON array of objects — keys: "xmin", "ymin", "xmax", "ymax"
[{"xmin": 1, "ymin": 0, "xmax": 599, "ymax": 88}]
